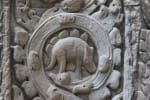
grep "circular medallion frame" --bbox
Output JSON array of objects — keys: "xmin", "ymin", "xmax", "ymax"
[{"xmin": 27, "ymin": 13, "xmax": 113, "ymax": 99}]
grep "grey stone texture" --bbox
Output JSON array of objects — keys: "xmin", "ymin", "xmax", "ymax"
[{"xmin": 0, "ymin": 0, "xmax": 148, "ymax": 100}]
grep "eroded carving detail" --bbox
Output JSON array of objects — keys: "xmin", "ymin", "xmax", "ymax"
[
  {"xmin": 46, "ymin": 37, "xmax": 96, "ymax": 74},
  {"xmin": 27, "ymin": 13, "xmax": 122, "ymax": 100},
  {"xmin": 138, "ymin": 29, "xmax": 150, "ymax": 100},
  {"xmin": 16, "ymin": 0, "xmax": 40, "ymax": 32},
  {"xmin": 12, "ymin": 0, "xmax": 124, "ymax": 99}
]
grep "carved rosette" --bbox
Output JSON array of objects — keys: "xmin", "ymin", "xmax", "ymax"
[{"xmin": 12, "ymin": 0, "xmax": 123, "ymax": 100}]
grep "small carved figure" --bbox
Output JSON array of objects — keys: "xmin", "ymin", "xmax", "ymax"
[
  {"xmin": 61, "ymin": 0, "xmax": 85, "ymax": 12},
  {"xmin": 108, "ymin": 0, "xmax": 123, "ymax": 24},
  {"xmin": 109, "ymin": 0, "xmax": 121, "ymax": 15},
  {"xmin": 46, "ymin": 37, "xmax": 97, "ymax": 75},
  {"xmin": 48, "ymin": 72, "xmax": 94, "ymax": 94},
  {"xmin": 92, "ymin": 0, "xmax": 123, "ymax": 29},
  {"xmin": 92, "ymin": 5, "xmax": 109, "ymax": 19}
]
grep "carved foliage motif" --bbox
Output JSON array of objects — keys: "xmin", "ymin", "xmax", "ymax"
[
  {"xmin": 16, "ymin": 0, "xmax": 40, "ymax": 32},
  {"xmin": 12, "ymin": 0, "xmax": 124, "ymax": 100}
]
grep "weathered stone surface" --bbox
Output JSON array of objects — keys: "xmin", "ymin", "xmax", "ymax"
[
  {"xmin": 33, "ymin": 97, "xmax": 44, "ymax": 100},
  {"xmin": 109, "ymin": 27, "xmax": 122, "ymax": 47},
  {"xmin": 107, "ymin": 70, "xmax": 121, "ymax": 90},
  {"xmin": 1, "ymin": 0, "xmax": 147, "ymax": 100},
  {"xmin": 22, "ymin": 81, "xmax": 38, "ymax": 98},
  {"xmin": 15, "ymin": 27, "xmax": 29, "ymax": 47},
  {"xmin": 14, "ymin": 64, "xmax": 28, "ymax": 82},
  {"xmin": 13, "ymin": 85, "xmax": 24, "ymax": 100},
  {"xmin": 113, "ymin": 48, "xmax": 122, "ymax": 67},
  {"xmin": 13, "ymin": 45, "xmax": 25, "ymax": 63}
]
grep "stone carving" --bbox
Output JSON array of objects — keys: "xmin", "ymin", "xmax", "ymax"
[
  {"xmin": 33, "ymin": 97, "xmax": 44, "ymax": 100},
  {"xmin": 92, "ymin": 5, "xmax": 109, "ymax": 20},
  {"xmin": 28, "ymin": 51, "xmax": 41, "ymax": 71},
  {"xmin": 92, "ymin": 0, "xmax": 123, "ymax": 30},
  {"xmin": 0, "ymin": 12, "xmax": 3, "ymax": 49},
  {"xmin": 109, "ymin": 27, "xmax": 122, "ymax": 47},
  {"xmin": 14, "ymin": 26, "xmax": 29, "ymax": 47},
  {"xmin": 16, "ymin": 0, "xmax": 40, "ymax": 32},
  {"xmin": 61, "ymin": 0, "xmax": 85, "ymax": 13},
  {"xmin": 26, "ymin": 11, "xmax": 122, "ymax": 99},
  {"xmin": 0, "ymin": 0, "xmax": 126, "ymax": 100},
  {"xmin": 42, "ymin": 0, "xmax": 56, "ymax": 4},
  {"xmin": 14, "ymin": 64, "xmax": 28, "ymax": 82},
  {"xmin": 0, "ymin": 8, "xmax": 3, "ymax": 90},
  {"xmin": 22, "ymin": 81, "xmax": 38, "ymax": 98},
  {"xmin": 112, "ymin": 93, "xmax": 123, "ymax": 100},
  {"xmin": 141, "ymin": 0, "xmax": 150, "ymax": 29},
  {"xmin": 58, "ymin": 14, "xmax": 76, "ymax": 25},
  {"xmin": 13, "ymin": 45, "xmax": 25, "ymax": 63},
  {"xmin": 1, "ymin": 1, "xmax": 12, "ymax": 100},
  {"xmin": 138, "ymin": 29, "xmax": 150, "ymax": 100},
  {"xmin": 46, "ymin": 37, "xmax": 96, "ymax": 74},
  {"xmin": 13, "ymin": 85, "xmax": 24, "ymax": 100},
  {"xmin": 135, "ymin": 1, "xmax": 150, "ymax": 99},
  {"xmin": 98, "ymin": 55, "xmax": 112, "ymax": 73},
  {"xmin": 123, "ymin": 0, "xmax": 141, "ymax": 99}
]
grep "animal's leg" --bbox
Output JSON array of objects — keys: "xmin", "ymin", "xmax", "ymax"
[
  {"xmin": 46, "ymin": 53, "xmax": 56, "ymax": 70},
  {"xmin": 84, "ymin": 47, "xmax": 97, "ymax": 73},
  {"xmin": 75, "ymin": 49, "xmax": 82, "ymax": 79},
  {"xmin": 83, "ymin": 46, "xmax": 89, "ymax": 64},
  {"xmin": 58, "ymin": 54, "xmax": 66, "ymax": 73}
]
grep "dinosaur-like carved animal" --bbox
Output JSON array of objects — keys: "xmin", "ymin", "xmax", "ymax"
[{"xmin": 46, "ymin": 37, "xmax": 97, "ymax": 74}]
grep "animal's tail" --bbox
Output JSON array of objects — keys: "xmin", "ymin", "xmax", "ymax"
[{"xmin": 46, "ymin": 54, "xmax": 56, "ymax": 70}]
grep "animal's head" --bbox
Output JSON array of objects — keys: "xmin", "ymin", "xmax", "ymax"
[
  {"xmin": 61, "ymin": 0, "xmax": 85, "ymax": 12},
  {"xmin": 109, "ymin": 0, "xmax": 121, "ymax": 14}
]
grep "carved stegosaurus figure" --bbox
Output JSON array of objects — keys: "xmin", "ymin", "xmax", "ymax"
[{"xmin": 46, "ymin": 37, "xmax": 96, "ymax": 74}]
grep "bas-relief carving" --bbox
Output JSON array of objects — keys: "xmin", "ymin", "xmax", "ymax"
[
  {"xmin": 7, "ymin": 0, "xmax": 123, "ymax": 99},
  {"xmin": 137, "ymin": 0, "xmax": 150, "ymax": 100},
  {"xmin": 138, "ymin": 29, "xmax": 150, "ymax": 100}
]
